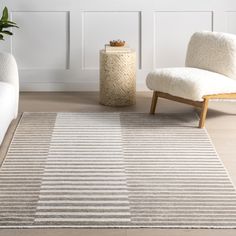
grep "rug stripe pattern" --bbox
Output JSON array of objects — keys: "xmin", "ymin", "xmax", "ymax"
[
  {"xmin": 0, "ymin": 112, "xmax": 236, "ymax": 228},
  {"xmin": 35, "ymin": 113, "xmax": 130, "ymax": 226},
  {"xmin": 120, "ymin": 113, "xmax": 236, "ymax": 227},
  {"xmin": 0, "ymin": 113, "xmax": 57, "ymax": 227}
]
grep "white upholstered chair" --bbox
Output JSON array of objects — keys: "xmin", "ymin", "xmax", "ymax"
[
  {"xmin": 146, "ymin": 31, "xmax": 236, "ymax": 128},
  {"xmin": 0, "ymin": 53, "xmax": 19, "ymax": 144}
]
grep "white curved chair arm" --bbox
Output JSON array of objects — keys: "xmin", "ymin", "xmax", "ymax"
[{"xmin": 0, "ymin": 53, "xmax": 19, "ymax": 117}]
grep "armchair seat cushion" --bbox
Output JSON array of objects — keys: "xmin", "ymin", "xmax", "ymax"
[{"xmin": 146, "ymin": 67, "xmax": 236, "ymax": 101}]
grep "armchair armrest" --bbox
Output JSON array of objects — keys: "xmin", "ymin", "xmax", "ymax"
[{"xmin": 0, "ymin": 53, "xmax": 19, "ymax": 117}]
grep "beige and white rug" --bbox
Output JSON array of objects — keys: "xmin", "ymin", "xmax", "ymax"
[{"xmin": 0, "ymin": 112, "xmax": 236, "ymax": 228}]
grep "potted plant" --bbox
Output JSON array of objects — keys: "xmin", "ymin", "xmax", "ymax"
[{"xmin": 0, "ymin": 6, "xmax": 18, "ymax": 41}]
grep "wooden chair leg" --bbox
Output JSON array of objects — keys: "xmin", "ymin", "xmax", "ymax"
[
  {"xmin": 199, "ymin": 98, "xmax": 209, "ymax": 128},
  {"xmin": 150, "ymin": 91, "xmax": 158, "ymax": 114}
]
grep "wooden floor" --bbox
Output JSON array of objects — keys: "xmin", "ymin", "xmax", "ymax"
[{"xmin": 0, "ymin": 92, "xmax": 236, "ymax": 236}]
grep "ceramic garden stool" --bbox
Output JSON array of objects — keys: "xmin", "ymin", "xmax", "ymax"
[{"xmin": 99, "ymin": 50, "xmax": 136, "ymax": 106}]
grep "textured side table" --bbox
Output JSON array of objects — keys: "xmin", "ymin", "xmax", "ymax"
[{"xmin": 99, "ymin": 49, "xmax": 136, "ymax": 106}]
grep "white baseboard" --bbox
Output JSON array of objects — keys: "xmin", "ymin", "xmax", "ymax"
[
  {"xmin": 20, "ymin": 83, "xmax": 236, "ymax": 102},
  {"xmin": 20, "ymin": 82, "xmax": 149, "ymax": 92}
]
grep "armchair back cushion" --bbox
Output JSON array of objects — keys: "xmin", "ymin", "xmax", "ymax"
[{"xmin": 185, "ymin": 31, "xmax": 236, "ymax": 80}]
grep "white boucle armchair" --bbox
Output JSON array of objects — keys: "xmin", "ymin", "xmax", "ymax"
[
  {"xmin": 146, "ymin": 31, "xmax": 236, "ymax": 128},
  {"xmin": 0, "ymin": 53, "xmax": 19, "ymax": 145}
]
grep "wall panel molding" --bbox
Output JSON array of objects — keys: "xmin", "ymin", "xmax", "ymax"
[
  {"xmin": 154, "ymin": 11, "xmax": 213, "ymax": 68},
  {"xmin": 81, "ymin": 11, "xmax": 142, "ymax": 70},
  {"xmin": 12, "ymin": 11, "xmax": 70, "ymax": 70},
  {"xmin": 0, "ymin": 0, "xmax": 236, "ymax": 91}
]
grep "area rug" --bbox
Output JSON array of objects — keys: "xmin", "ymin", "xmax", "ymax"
[{"xmin": 0, "ymin": 112, "xmax": 236, "ymax": 228}]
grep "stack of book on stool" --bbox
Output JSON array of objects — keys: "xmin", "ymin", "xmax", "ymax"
[{"xmin": 105, "ymin": 43, "xmax": 131, "ymax": 53}]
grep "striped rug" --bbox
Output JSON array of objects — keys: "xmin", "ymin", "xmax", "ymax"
[{"xmin": 1, "ymin": 112, "xmax": 236, "ymax": 228}]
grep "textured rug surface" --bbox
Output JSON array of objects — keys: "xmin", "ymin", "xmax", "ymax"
[{"xmin": 1, "ymin": 112, "xmax": 236, "ymax": 228}]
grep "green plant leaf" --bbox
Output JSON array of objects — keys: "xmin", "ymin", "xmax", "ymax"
[
  {"xmin": 0, "ymin": 6, "xmax": 19, "ymax": 40},
  {"xmin": 0, "ymin": 23, "xmax": 18, "ymax": 29},
  {"xmin": 0, "ymin": 20, "xmax": 19, "ymax": 28},
  {"xmin": 1, "ymin": 7, "xmax": 8, "ymax": 21},
  {"xmin": 1, "ymin": 30, "xmax": 13, "ymax": 35},
  {"xmin": 5, "ymin": 20, "xmax": 17, "ymax": 25}
]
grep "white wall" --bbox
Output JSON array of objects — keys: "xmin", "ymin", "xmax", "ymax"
[{"xmin": 1, "ymin": 0, "xmax": 236, "ymax": 91}]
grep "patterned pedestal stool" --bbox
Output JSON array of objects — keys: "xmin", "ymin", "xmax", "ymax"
[{"xmin": 99, "ymin": 50, "xmax": 136, "ymax": 106}]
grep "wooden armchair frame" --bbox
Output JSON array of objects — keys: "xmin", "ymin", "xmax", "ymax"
[{"xmin": 150, "ymin": 91, "xmax": 236, "ymax": 128}]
